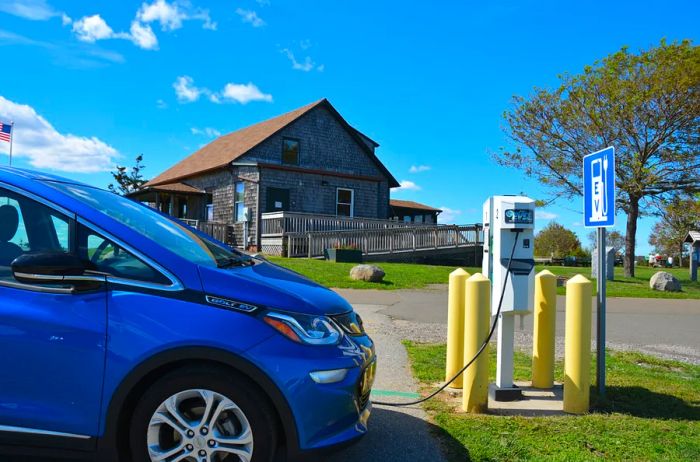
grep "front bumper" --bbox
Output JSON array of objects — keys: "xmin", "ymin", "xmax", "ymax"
[{"xmin": 244, "ymin": 331, "xmax": 376, "ymax": 453}]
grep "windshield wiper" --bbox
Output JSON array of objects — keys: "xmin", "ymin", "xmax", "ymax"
[{"xmin": 217, "ymin": 257, "xmax": 253, "ymax": 269}]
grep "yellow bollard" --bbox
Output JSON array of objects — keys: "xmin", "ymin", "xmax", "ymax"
[
  {"xmin": 462, "ymin": 273, "xmax": 491, "ymax": 413},
  {"xmin": 532, "ymin": 270, "xmax": 557, "ymax": 389},
  {"xmin": 563, "ymin": 274, "xmax": 592, "ymax": 414},
  {"xmin": 446, "ymin": 268, "xmax": 470, "ymax": 388}
]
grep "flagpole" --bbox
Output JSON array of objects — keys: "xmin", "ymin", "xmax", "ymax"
[{"xmin": 9, "ymin": 121, "xmax": 14, "ymax": 166}]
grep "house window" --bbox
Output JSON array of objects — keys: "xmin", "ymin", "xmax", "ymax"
[
  {"xmin": 282, "ymin": 138, "xmax": 300, "ymax": 165},
  {"xmin": 415, "ymin": 215, "xmax": 424, "ymax": 223},
  {"xmin": 234, "ymin": 182, "xmax": 245, "ymax": 222},
  {"xmin": 177, "ymin": 196, "xmax": 187, "ymax": 219},
  {"xmin": 403, "ymin": 216, "xmax": 411, "ymax": 223},
  {"xmin": 336, "ymin": 188, "xmax": 354, "ymax": 217},
  {"xmin": 206, "ymin": 193, "xmax": 214, "ymax": 221}
]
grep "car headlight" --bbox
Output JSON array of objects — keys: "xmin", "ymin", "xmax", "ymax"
[{"xmin": 263, "ymin": 311, "xmax": 343, "ymax": 345}]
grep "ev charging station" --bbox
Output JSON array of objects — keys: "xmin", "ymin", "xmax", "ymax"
[{"xmin": 483, "ymin": 196, "xmax": 536, "ymax": 401}]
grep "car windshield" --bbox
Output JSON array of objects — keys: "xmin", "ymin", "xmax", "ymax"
[{"xmin": 47, "ymin": 182, "xmax": 252, "ymax": 269}]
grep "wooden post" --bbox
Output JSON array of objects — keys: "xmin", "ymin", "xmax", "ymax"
[{"xmin": 307, "ymin": 233, "xmax": 312, "ymax": 259}]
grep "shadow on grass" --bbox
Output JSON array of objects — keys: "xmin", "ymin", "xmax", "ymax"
[{"xmin": 594, "ymin": 386, "xmax": 700, "ymax": 420}]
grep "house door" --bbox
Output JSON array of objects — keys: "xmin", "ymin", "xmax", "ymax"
[{"xmin": 265, "ymin": 187, "xmax": 290, "ymax": 212}]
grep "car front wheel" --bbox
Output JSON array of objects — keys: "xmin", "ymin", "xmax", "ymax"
[{"xmin": 128, "ymin": 366, "xmax": 277, "ymax": 462}]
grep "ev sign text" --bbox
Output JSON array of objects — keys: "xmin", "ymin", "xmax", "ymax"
[{"xmin": 583, "ymin": 147, "xmax": 615, "ymax": 228}]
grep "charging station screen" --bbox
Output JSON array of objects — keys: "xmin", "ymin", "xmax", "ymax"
[{"xmin": 504, "ymin": 209, "xmax": 533, "ymax": 224}]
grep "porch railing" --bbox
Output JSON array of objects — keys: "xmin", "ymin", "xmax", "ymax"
[
  {"xmin": 285, "ymin": 224, "xmax": 482, "ymax": 258},
  {"xmin": 260, "ymin": 211, "xmax": 433, "ymax": 237},
  {"xmin": 181, "ymin": 219, "xmax": 236, "ymax": 246}
]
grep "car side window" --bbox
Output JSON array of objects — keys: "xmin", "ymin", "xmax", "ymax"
[
  {"xmin": 78, "ymin": 225, "xmax": 170, "ymax": 286},
  {"xmin": 0, "ymin": 189, "xmax": 72, "ymax": 280}
]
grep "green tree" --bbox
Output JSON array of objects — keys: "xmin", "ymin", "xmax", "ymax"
[
  {"xmin": 535, "ymin": 222, "xmax": 582, "ymax": 258},
  {"xmin": 108, "ymin": 154, "xmax": 147, "ymax": 195},
  {"xmin": 648, "ymin": 194, "xmax": 700, "ymax": 265},
  {"xmin": 496, "ymin": 40, "xmax": 700, "ymax": 277}
]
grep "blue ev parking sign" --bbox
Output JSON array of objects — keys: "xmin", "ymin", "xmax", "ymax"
[{"xmin": 583, "ymin": 147, "xmax": 615, "ymax": 228}]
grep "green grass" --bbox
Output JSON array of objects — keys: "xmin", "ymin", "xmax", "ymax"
[
  {"xmin": 404, "ymin": 342, "xmax": 700, "ymax": 461},
  {"xmin": 542, "ymin": 265, "xmax": 700, "ymax": 299},
  {"xmin": 267, "ymin": 256, "xmax": 700, "ymax": 298},
  {"xmin": 266, "ymin": 256, "xmax": 476, "ymax": 290}
]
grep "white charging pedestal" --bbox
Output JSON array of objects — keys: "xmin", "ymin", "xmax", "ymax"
[{"xmin": 482, "ymin": 196, "xmax": 536, "ymax": 401}]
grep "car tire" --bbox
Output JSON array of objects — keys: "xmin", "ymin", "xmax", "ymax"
[{"xmin": 128, "ymin": 365, "xmax": 278, "ymax": 462}]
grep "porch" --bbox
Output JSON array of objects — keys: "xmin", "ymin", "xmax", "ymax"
[{"xmin": 259, "ymin": 211, "xmax": 483, "ymax": 262}]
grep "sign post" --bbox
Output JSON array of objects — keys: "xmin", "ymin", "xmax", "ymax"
[{"xmin": 583, "ymin": 147, "xmax": 615, "ymax": 399}]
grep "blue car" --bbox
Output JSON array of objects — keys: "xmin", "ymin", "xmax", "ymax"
[{"xmin": 0, "ymin": 167, "xmax": 375, "ymax": 462}]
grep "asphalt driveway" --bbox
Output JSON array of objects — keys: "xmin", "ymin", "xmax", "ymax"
[{"xmin": 335, "ymin": 287, "xmax": 700, "ymax": 364}]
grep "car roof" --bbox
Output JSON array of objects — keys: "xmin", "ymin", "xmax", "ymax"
[{"xmin": 0, "ymin": 166, "xmax": 95, "ymax": 188}]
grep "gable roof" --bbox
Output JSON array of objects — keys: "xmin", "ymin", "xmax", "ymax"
[
  {"xmin": 146, "ymin": 98, "xmax": 399, "ymax": 188},
  {"xmin": 685, "ymin": 231, "xmax": 700, "ymax": 243},
  {"xmin": 390, "ymin": 199, "xmax": 442, "ymax": 212}
]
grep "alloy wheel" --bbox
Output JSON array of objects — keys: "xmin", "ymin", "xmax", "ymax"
[{"xmin": 146, "ymin": 388, "xmax": 254, "ymax": 462}]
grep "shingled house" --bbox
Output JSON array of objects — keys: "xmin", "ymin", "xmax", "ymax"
[
  {"xmin": 389, "ymin": 200, "xmax": 442, "ymax": 224},
  {"xmin": 130, "ymin": 99, "xmax": 401, "ymax": 250}
]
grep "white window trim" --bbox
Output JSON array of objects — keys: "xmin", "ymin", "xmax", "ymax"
[
  {"xmin": 336, "ymin": 188, "xmax": 354, "ymax": 218},
  {"xmin": 234, "ymin": 182, "xmax": 245, "ymax": 222}
]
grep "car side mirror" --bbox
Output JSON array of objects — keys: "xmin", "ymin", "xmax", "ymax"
[{"xmin": 11, "ymin": 252, "xmax": 104, "ymax": 292}]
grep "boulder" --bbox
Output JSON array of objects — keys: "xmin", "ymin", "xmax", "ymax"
[
  {"xmin": 350, "ymin": 264, "xmax": 385, "ymax": 283},
  {"xmin": 649, "ymin": 271, "xmax": 682, "ymax": 292}
]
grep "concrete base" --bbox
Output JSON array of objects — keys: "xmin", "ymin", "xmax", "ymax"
[
  {"xmin": 489, "ymin": 383, "xmax": 523, "ymax": 402},
  {"xmin": 489, "ymin": 381, "xmax": 565, "ymax": 416}
]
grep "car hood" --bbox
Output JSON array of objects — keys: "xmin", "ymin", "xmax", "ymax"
[{"xmin": 197, "ymin": 261, "xmax": 353, "ymax": 316}]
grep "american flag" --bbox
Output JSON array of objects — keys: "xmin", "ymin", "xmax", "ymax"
[{"xmin": 0, "ymin": 122, "xmax": 11, "ymax": 143}]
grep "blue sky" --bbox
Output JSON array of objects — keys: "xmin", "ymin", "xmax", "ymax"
[{"xmin": 0, "ymin": 0, "xmax": 698, "ymax": 255}]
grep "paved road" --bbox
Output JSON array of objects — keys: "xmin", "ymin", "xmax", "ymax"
[
  {"xmin": 326, "ymin": 303, "xmax": 449, "ymax": 462},
  {"xmin": 335, "ymin": 287, "xmax": 700, "ymax": 364}
]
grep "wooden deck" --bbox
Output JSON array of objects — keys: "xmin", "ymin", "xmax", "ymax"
[
  {"xmin": 260, "ymin": 212, "xmax": 482, "ymax": 261},
  {"xmin": 182, "ymin": 212, "xmax": 483, "ymax": 264},
  {"xmin": 284, "ymin": 225, "xmax": 481, "ymax": 258}
]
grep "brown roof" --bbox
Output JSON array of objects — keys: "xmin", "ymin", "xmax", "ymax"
[
  {"xmin": 146, "ymin": 98, "xmax": 399, "ymax": 188},
  {"xmin": 137, "ymin": 182, "xmax": 205, "ymax": 194},
  {"xmin": 390, "ymin": 199, "xmax": 442, "ymax": 212}
]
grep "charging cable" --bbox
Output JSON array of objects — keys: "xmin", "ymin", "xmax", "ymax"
[{"xmin": 372, "ymin": 231, "xmax": 521, "ymax": 407}]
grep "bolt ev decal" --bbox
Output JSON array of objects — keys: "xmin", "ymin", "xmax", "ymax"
[{"xmin": 205, "ymin": 295, "xmax": 258, "ymax": 313}]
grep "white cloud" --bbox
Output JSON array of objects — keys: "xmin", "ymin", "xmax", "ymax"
[
  {"xmin": 0, "ymin": 95, "xmax": 119, "ymax": 173},
  {"xmin": 129, "ymin": 20, "xmax": 158, "ymax": 49},
  {"xmin": 137, "ymin": 0, "xmax": 186, "ymax": 31},
  {"xmin": 409, "ymin": 165, "xmax": 431, "ymax": 173},
  {"xmin": 71, "ymin": 1, "xmax": 214, "ymax": 51},
  {"xmin": 137, "ymin": 0, "xmax": 216, "ymax": 30},
  {"xmin": 438, "ymin": 206, "xmax": 462, "ymax": 224},
  {"xmin": 173, "ymin": 77, "xmax": 272, "ymax": 105},
  {"xmin": 236, "ymin": 8, "xmax": 265, "ymax": 27},
  {"xmin": 156, "ymin": 99, "xmax": 168, "ymax": 109},
  {"xmin": 281, "ymin": 48, "xmax": 323, "ymax": 72},
  {"xmin": 0, "ymin": 0, "xmax": 60, "ymax": 21},
  {"xmin": 72, "ymin": 14, "xmax": 158, "ymax": 50},
  {"xmin": 191, "ymin": 127, "xmax": 221, "ymax": 138},
  {"xmin": 220, "ymin": 82, "xmax": 273, "ymax": 104},
  {"xmin": 61, "ymin": 13, "xmax": 72, "ymax": 25},
  {"xmin": 535, "ymin": 210, "xmax": 558, "ymax": 220},
  {"xmin": 395, "ymin": 180, "xmax": 421, "ymax": 191},
  {"xmin": 173, "ymin": 76, "xmax": 203, "ymax": 102},
  {"xmin": 72, "ymin": 15, "xmax": 115, "ymax": 43}
]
